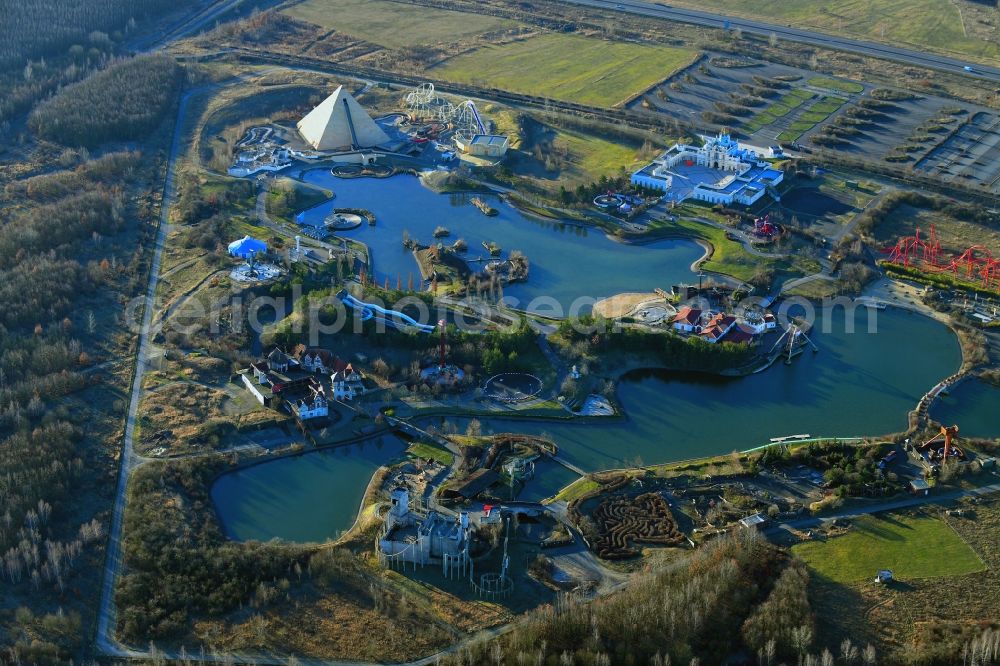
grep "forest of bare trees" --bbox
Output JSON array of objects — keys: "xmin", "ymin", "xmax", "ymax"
[
  {"xmin": 29, "ymin": 54, "xmax": 181, "ymax": 147},
  {"xmin": 0, "ymin": 0, "xmax": 190, "ymax": 64},
  {"xmin": 0, "ymin": 52, "xmax": 178, "ymax": 659},
  {"xmin": 436, "ymin": 532, "xmax": 843, "ymax": 665}
]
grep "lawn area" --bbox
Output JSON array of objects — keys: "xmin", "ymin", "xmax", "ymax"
[
  {"xmin": 647, "ymin": 215, "xmax": 779, "ymax": 283},
  {"xmin": 434, "ymin": 33, "xmax": 698, "ymax": 107},
  {"xmin": 265, "ymin": 176, "xmax": 333, "ymax": 224},
  {"xmin": 550, "ymin": 477, "xmax": 600, "ymax": 504},
  {"xmin": 743, "ymin": 88, "xmax": 814, "ymax": 134},
  {"xmin": 793, "ymin": 513, "xmax": 985, "ymax": 583},
  {"xmin": 282, "ymin": 0, "xmax": 516, "ymax": 49},
  {"xmin": 560, "ymin": 129, "xmax": 649, "ymax": 178},
  {"xmin": 661, "ymin": 0, "xmax": 1000, "ymax": 63},
  {"xmin": 407, "ymin": 441, "xmax": 454, "ymax": 466},
  {"xmin": 808, "ymin": 77, "xmax": 864, "ymax": 94}
]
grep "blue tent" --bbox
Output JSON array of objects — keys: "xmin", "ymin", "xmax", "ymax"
[{"xmin": 228, "ymin": 236, "xmax": 267, "ymax": 259}]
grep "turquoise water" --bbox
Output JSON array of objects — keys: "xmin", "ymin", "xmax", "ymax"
[
  {"xmin": 297, "ymin": 172, "xmax": 704, "ymax": 314},
  {"xmin": 931, "ymin": 379, "xmax": 1000, "ymax": 440},
  {"xmin": 211, "ymin": 435, "xmax": 406, "ymax": 543},
  {"xmin": 212, "ymin": 307, "xmax": 961, "ymax": 543}
]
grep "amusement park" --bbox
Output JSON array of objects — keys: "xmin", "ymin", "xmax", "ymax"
[{"xmin": 72, "ymin": 5, "xmax": 1000, "ymax": 662}]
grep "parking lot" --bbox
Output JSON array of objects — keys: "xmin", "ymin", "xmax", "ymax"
[{"xmin": 916, "ymin": 111, "xmax": 1000, "ymax": 193}]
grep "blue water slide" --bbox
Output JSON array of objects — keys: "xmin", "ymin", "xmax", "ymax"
[
  {"xmin": 465, "ymin": 101, "xmax": 487, "ymax": 135},
  {"xmin": 340, "ymin": 294, "xmax": 436, "ymax": 332}
]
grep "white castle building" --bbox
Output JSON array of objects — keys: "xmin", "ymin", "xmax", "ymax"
[
  {"xmin": 631, "ymin": 132, "xmax": 784, "ymax": 206},
  {"xmin": 378, "ymin": 488, "xmax": 472, "ymax": 576}
]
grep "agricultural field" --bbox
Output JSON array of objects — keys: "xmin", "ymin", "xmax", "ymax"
[
  {"xmin": 793, "ymin": 512, "xmax": 985, "ymax": 583},
  {"xmin": 434, "ymin": 33, "xmax": 698, "ymax": 107},
  {"xmin": 660, "ymin": 0, "xmax": 1000, "ymax": 63},
  {"xmin": 282, "ymin": 0, "xmax": 517, "ymax": 49}
]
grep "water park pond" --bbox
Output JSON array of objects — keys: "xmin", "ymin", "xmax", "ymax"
[
  {"xmin": 297, "ymin": 171, "xmax": 704, "ymax": 314},
  {"xmin": 781, "ymin": 187, "xmax": 853, "ymax": 217},
  {"xmin": 211, "ymin": 307, "xmax": 961, "ymax": 544},
  {"xmin": 931, "ymin": 378, "xmax": 1000, "ymax": 440},
  {"xmin": 211, "ymin": 435, "xmax": 407, "ymax": 543}
]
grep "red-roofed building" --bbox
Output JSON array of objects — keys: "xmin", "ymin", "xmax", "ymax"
[
  {"xmin": 699, "ymin": 313, "xmax": 737, "ymax": 343},
  {"xmin": 672, "ymin": 307, "xmax": 703, "ymax": 332}
]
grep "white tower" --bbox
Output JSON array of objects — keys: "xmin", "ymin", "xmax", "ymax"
[{"xmin": 388, "ymin": 487, "xmax": 409, "ymax": 529}]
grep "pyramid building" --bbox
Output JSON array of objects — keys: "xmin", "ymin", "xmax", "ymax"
[{"xmin": 297, "ymin": 85, "xmax": 390, "ymax": 151}]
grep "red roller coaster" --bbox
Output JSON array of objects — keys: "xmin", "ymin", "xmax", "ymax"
[{"xmin": 883, "ymin": 224, "xmax": 1000, "ymax": 291}]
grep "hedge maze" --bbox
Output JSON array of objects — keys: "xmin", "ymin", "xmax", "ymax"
[{"xmin": 592, "ymin": 492, "xmax": 685, "ymax": 560}]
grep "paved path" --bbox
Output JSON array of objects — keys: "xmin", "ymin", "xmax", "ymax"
[
  {"xmin": 561, "ymin": 0, "xmax": 1000, "ymax": 82},
  {"xmin": 768, "ymin": 480, "xmax": 1000, "ymax": 536}
]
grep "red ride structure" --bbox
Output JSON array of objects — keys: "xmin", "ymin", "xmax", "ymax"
[
  {"xmin": 882, "ymin": 224, "xmax": 1000, "ymax": 291},
  {"xmin": 753, "ymin": 214, "xmax": 779, "ymax": 238}
]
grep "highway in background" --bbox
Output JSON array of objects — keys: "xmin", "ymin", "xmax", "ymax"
[{"xmin": 560, "ymin": 0, "xmax": 1000, "ymax": 84}]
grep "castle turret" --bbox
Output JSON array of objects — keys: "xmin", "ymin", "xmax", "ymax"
[{"xmin": 389, "ymin": 487, "xmax": 410, "ymax": 527}]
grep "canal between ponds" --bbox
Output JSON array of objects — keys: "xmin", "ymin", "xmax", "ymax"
[{"xmin": 213, "ymin": 307, "xmax": 971, "ymax": 544}]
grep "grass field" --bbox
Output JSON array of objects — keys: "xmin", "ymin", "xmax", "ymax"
[
  {"xmin": 659, "ymin": 0, "xmax": 1000, "ymax": 63},
  {"xmin": 556, "ymin": 128, "xmax": 651, "ymax": 184},
  {"xmin": 743, "ymin": 88, "xmax": 814, "ymax": 134},
  {"xmin": 646, "ymin": 214, "xmax": 818, "ymax": 285},
  {"xmin": 407, "ymin": 441, "xmax": 454, "ymax": 466},
  {"xmin": 808, "ymin": 77, "xmax": 864, "ymax": 94},
  {"xmin": 793, "ymin": 513, "xmax": 985, "ymax": 583},
  {"xmin": 508, "ymin": 122, "xmax": 655, "ymax": 192},
  {"xmin": 282, "ymin": 0, "xmax": 516, "ymax": 49},
  {"xmin": 434, "ymin": 34, "xmax": 698, "ymax": 107}
]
